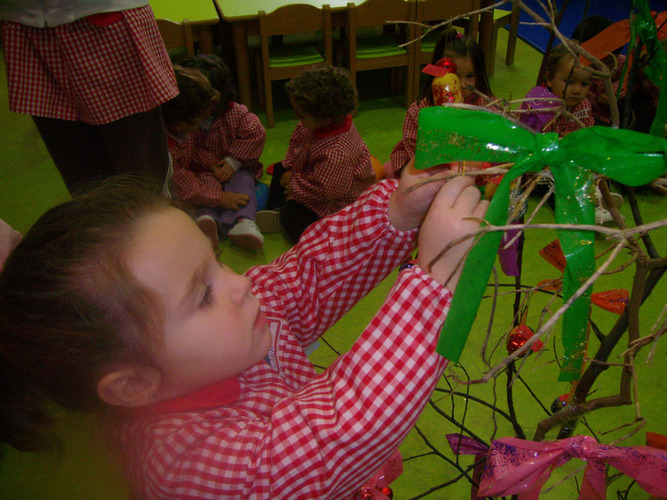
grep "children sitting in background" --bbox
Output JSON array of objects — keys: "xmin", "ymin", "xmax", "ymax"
[
  {"xmin": 572, "ymin": 15, "xmax": 627, "ymax": 127},
  {"xmin": 0, "ymin": 166, "xmax": 488, "ymax": 499},
  {"xmin": 260, "ymin": 65, "xmax": 375, "ymax": 243},
  {"xmin": 179, "ymin": 54, "xmax": 267, "ymax": 250},
  {"xmin": 163, "ymin": 66, "xmax": 264, "ymax": 250},
  {"xmin": 389, "ymin": 29, "xmax": 493, "ymax": 177}
]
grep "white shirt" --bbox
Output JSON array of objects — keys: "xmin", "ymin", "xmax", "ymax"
[{"xmin": 0, "ymin": 0, "xmax": 148, "ymax": 27}]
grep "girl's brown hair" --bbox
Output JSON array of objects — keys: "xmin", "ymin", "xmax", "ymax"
[
  {"xmin": 161, "ymin": 65, "xmax": 220, "ymax": 128},
  {"xmin": 0, "ymin": 176, "xmax": 180, "ymax": 452}
]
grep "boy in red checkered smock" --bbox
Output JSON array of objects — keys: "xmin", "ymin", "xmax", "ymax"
[
  {"xmin": 390, "ymin": 30, "xmax": 494, "ymax": 178},
  {"xmin": 261, "ymin": 66, "xmax": 375, "ymax": 243},
  {"xmin": 0, "ymin": 165, "xmax": 488, "ymax": 499},
  {"xmin": 0, "ymin": 1, "xmax": 178, "ymax": 194}
]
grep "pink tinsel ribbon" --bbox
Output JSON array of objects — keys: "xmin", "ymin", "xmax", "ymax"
[
  {"xmin": 476, "ymin": 435, "xmax": 667, "ymax": 499},
  {"xmin": 356, "ymin": 450, "xmax": 403, "ymax": 499}
]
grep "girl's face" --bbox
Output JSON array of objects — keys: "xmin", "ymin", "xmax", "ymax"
[
  {"xmin": 128, "ymin": 208, "xmax": 273, "ymax": 400},
  {"xmin": 290, "ymin": 97, "xmax": 333, "ymax": 131},
  {"xmin": 449, "ymin": 55, "xmax": 476, "ymax": 100},
  {"xmin": 546, "ymin": 56, "xmax": 592, "ymax": 107}
]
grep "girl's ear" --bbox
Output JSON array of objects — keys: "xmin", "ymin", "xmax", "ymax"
[{"xmin": 97, "ymin": 366, "xmax": 162, "ymax": 408}]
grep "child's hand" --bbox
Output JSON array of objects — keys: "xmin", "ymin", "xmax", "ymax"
[
  {"xmin": 280, "ymin": 171, "xmax": 294, "ymax": 199},
  {"xmin": 417, "ymin": 176, "xmax": 488, "ymax": 290},
  {"xmin": 211, "ymin": 161, "xmax": 235, "ymax": 183},
  {"xmin": 219, "ymin": 191, "xmax": 250, "ymax": 210},
  {"xmin": 388, "ymin": 158, "xmax": 455, "ymax": 231}
]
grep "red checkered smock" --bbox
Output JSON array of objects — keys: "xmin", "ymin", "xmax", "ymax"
[
  {"xmin": 192, "ymin": 102, "xmax": 266, "ymax": 181},
  {"xmin": 542, "ymin": 97, "xmax": 595, "ymax": 136},
  {"xmin": 284, "ymin": 115, "xmax": 375, "ymax": 218},
  {"xmin": 587, "ymin": 54, "xmax": 627, "ymax": 125},
  {"xmin": 111, "ymin": 180, "xmax": 453, "ymax": 499},
  {"xmin": 0, "ymin": 4, "xmax": 177, "ymax": 124}
]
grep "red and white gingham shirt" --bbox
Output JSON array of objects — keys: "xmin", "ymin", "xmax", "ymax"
[
  {"xmin": 1, "ymin": 5, "xmax": 177, "ymax": 124},
  {"xmin": 111, "ymin": 180, "xmax": 453, "ymax": 499},
  {"xmin": 587, "ymin": 54, "xmax": 627, "ymax": 125},
  {"xmin": 390, "ymin": 97, "xmax": 431, "ymax": 175},
  {"xmin": 284, "ymin": 116, "xmax": 375, "ymax": 217},
  {"xmin": 542, "ymin": 97, "xmax": 595, "ymax": 136},
  {"xmin": 192, "ymin": 102, "xmax": 266, "ymax": 181}
]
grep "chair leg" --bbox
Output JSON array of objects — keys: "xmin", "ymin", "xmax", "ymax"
[{"xmin": 505, "ymin": 4, "xmax": 520, "ymax": 66}]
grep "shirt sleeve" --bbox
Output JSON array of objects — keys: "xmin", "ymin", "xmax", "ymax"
[
  {"xmin": 225, "ymin": 103, "xmax": 266, "ymax": 167},
  {"xmin": 248, "ymin": 179, "xmax": 418, "ymax": 347}
]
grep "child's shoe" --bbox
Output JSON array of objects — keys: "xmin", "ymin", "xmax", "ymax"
[
  {"xmin": 228, "ymin": 218, "xmax": 264, "ymax": 250},
  {"xmin": 196, "ymin": 215, "xmax": 219, "ymax": 249},
  {"xmin": 256, "ymin": 210, "xmax": 282, "ymax": 233}
]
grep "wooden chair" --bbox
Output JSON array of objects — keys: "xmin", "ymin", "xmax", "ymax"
[
  {"xmin": 155, "ymin": 18, "xmax": 195, "ymax": 61},
  {"xmin": 257, "ymin": 4, "xmax": 333, "ymax": 128},
  {"xmin": 413, "ymin": 0, "xmax": 481, "ymax": 100},
  {"xmin": 342, "ymin": 0, "xmax": 416, "ymax": 108},
  {"xmin": 487, "ymin": 3, "xmax": 520, "ymax": 76}
]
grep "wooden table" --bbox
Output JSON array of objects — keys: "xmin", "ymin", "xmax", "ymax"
[{"xmin": 151, "ymin": 0, "xmax": 495, "ymax": 110}]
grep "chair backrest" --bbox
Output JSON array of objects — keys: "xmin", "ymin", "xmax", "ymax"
[
  {"xmin": 155, "ymin": 18, "xmax": 195, "ymax": 57},
  {"xmin": 416, "ymin": 0, "xmax": 480, "ymax": 42},
  {"xmin": 348, "ymin": 0, "xmax": 414, "ymax": 31},
  {"xmin": 258, "ymin": 4, "xmax": 333, "ymax": 64}
]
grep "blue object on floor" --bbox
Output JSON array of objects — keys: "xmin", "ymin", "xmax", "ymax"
[{"xmin": 256, "ymin": 182, "xmax": 269, "ymax": 211}]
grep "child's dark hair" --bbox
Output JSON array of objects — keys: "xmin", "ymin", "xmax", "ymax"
[
  {"xmin": 421, "ymin": 28, "xmax": 491, "ymax": 103},
  {"xmin": 0, "ymin": 177, "xmax": 180, "ymax": 452},
  {"xmin": 161, "ymin": 65, "xmax": 220, "ymax": 128},
  {"xmin": 544, "ymin": 44, "xmax": 575, "ymax": 81},
  {"xmin": 572, "ymin": 15, "xmax": 622, "ymax": 56},
  {"xmin": 178, "ymin": 54, "xmax": 236, "ymax": 114},
  {"xmin": 285, "ymin": 65, "xmax": 357, "ymax": 123}
]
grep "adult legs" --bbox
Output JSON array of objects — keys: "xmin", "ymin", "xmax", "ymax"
[{"xmin": 32, "ymin": 107, "xmax": 169, "ymax": 194}]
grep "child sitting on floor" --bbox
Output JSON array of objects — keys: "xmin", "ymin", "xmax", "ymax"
[
  {"xmin": 163, "ymin": 66, "xmax": 264, "ymax": 250},
  {"xmin": 389, "ymin": 29, "xmax": 493, "ymax": 177},
  {"xmin": 260, "ymin": 65, "xmax": 375, "ymax": 243},
  {"xmin": 179, "ymin": 54, "xmax": 267, "ymax": 250},
  {"xmin": 0, "ymin": 166, "xmax": 488, "ymax": 499}
]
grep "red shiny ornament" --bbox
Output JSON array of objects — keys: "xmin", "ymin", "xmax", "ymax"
[{"xmin": 507, "ymin": 324, "xmax": 543, "ymax": 354}]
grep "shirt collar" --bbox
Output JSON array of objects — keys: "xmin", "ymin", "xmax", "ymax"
[
  {"xmin": 313, "ymin": 114, "xmax": 353, "ymax": 138},
  {"xmin": 123, "ymin": 376, "xmax": 241, "ymax": 417}
]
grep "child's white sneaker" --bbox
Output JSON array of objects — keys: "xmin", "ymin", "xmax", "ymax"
[
  {"xmin": 196, "ymin": 215, "xmax": 219, "ymax": 249},
  {"xmin": 228, "ymin": 218, "xmax": 264, "ymax": 250},
  {"xmin": 256, "ymin": 210, "xmax": 282, "ymax": 234}
]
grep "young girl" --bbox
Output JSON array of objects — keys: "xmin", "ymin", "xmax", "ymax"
[
  {"xmin": 164, "ymin": 66, "xmax": 263, "ymax": 250},
  {"xmin": 0, "ymin": 167, "xmax": 487, "ymax": 499},
  {"xmin": 538, "ymin": 44, "xmax": 595, "ymax": 136},
  {"xmin": 179, "ymin": 54, "xmax": 267, "ymax": 250},
  {"xmin": 389, "ymin": 29, "xmax": 493, "ymax": 177},
  {"xmin": 262, "ymin": 65, "xmax": 375, "ymax": 243}
]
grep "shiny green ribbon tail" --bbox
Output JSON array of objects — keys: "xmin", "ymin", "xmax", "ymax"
[{"xmin": 415, "ymin": 106, "xmax": 667, "ymax": 381}]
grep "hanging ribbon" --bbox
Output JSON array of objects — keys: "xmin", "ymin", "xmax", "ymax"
[
  {"xmin": 414, "ymin": 105, "xmax": 667, "ymax": 380},
  {"xmin": 475, "ymin": 435, "xmax": 667, "ymax": 499}
]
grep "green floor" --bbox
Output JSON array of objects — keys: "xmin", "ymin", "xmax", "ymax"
[{"xmin": 1, "ymin": 28, "xmax": 666, "ymax": 499}]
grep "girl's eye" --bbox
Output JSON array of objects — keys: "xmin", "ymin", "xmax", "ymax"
[{"xmin": 199, "ymin": 284, "xmax": 214, "ymax": 308}]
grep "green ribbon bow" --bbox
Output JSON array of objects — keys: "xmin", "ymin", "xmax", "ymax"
[{"xmin": 415, "ymin": 106, "xmax": 667, "ymax": 381}]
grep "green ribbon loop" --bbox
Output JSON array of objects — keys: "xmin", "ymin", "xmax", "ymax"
[{"xmin": 415, "ymin": 105, "xmax": 667, "ymax": 381}]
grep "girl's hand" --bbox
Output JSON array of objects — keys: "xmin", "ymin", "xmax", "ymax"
[
  {"xmin": 388, "ymin": 158, "xmax": 456, "ymax": 231},
  {"xmin": 417, "ymin": 176, "xmax": 488, "ymax": 289},
  {"xmin": 219, "ymin": 192, "xmax": 250, "ymax": 210},
  {"xmin": 211, "ymin": 161, "xmax": 235, "ymax": 183}
]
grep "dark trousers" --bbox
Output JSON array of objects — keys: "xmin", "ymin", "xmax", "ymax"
[
  {"xmin": 267, "ymin": 162, "xmax": 320, "ymax": 243},
  {"xmin": 32, "ymin": 107, "xmax": 170, "ymax": 195}
]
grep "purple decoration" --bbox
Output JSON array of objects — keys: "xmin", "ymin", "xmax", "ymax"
[{"xmin": 519, "ymin": 86, "xmax": 561, "ymax": 132}]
